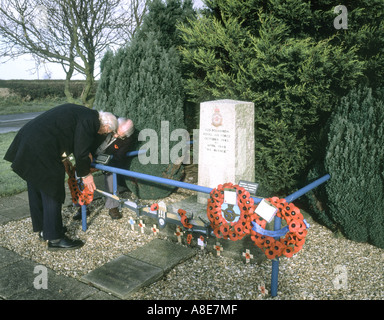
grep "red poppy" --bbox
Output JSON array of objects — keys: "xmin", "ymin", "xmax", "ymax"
[
  {"xmin": 114, "ymin": 144, "xmax": 119, "ymax": 149},
  {"xmin": 265, "ymin": 248, "xmax": 277, "ymax": 260},
  {"xmin": 229, "ymin": 231, "xmax": 239, "ymax": 241},
  {"xmin": 177, "ymin": 209, "xmax": 186, "ymax": 216},
  {"xmin": 254, "ymin": 216, "xmax": 267, "ymax": 229},
  {"xmin": 150, "ymin": 203, "xmax": 159, "ymax": 211},
  {"xmin": 288, "ymin": 219, "xmax": 302, "ymax": 233},
  {"xmin": 296, "ymin": 229, "xmax": 308, "ymax": 239},
  {"xmin": 295, "ymin": 236, "xmax": 306, "ymax": 247},
  {"xmin": 213, "ymin": 227, "xmax": 222, "ymax": 238},
  {"xmin": 187, "ymin": 234, "xmax": 193, "ymax": 245},
  {"xmin": 270, "ymin": 240, "xmax": 284, "ymax": 256},
  {"xmin": 263, "ymin": 236, "xmax": 274, "ymax": 248},
  {"xmin": 283, "ymin": 247, "xmax": 294, "ymax": 258},
  {"xmin": 220, "ymin": 224, "xmax": 230, "ymax": 238},
  {"xmin": 181, "ymin": 216, "xmax": 193, "ymax": 229},
  {"xmin": 289, "ymin": 209, "xmax": 303, "ymax": 221}
]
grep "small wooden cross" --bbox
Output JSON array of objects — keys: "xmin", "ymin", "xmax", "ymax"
[
  {"xmin": 152, "ymin": 224, "xmax": 159, "ymax": 235},
  {"xmin": 138, "ymin": 220, "xmax": 145, "ymax": 234},
  {"xmin": 128, "ymin": 217, "xmax": 135, "ymax": 231},
  {"xmin": 174, "ymin": 226, "xmax": 183, "ymax": 243},
  {"xmin": 242, "ymin": 249, "xmax": 253, "ymax": 263},
  {"xmin": 198, "ymin": 236, "xmax": 205, "ymax": 250},
  {"xmin": 258, "ymin": 283, "xmax": 268, "ymax": 297},
  {"xmin": 214, "ymin": 242, "xmax": 223, "ymax": 256}
]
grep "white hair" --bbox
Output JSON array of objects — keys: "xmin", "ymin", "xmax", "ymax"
[
  {"xmin": 118, "ymin": 117, "xmax": 134, "ymax": 137},
  {"xmin": 99, "ymin": 111, "xmax": 118, "ymax": 132}
]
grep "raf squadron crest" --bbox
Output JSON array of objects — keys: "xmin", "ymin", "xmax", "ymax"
[{"xmin": 211, "ymin": 108, "xmax": 223, "ymax": 127}]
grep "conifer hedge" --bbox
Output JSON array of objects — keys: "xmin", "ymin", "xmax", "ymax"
[
  {"xmin": 94, "ymin": 0, "xmax": 194, "ymax": 199},
  {"xmin": 309, "ymin": 86, "xmax": 384, "ymax": 249},
  {"xmin": 178, "ymin": 0, "xmax": 368, "ymax": 196}
]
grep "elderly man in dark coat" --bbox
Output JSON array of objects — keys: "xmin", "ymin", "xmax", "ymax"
[
  {"xmin": 4, "ymin": 103, "xmax": 117, "ymax": 251},
  {"xmin": 73, "ymin": 118, "xmax": 135, "ymax": 221}
]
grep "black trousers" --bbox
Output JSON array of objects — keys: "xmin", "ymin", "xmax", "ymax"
[{"xmin": 27, "ymin": 182, "xmax": 64, "ymax": 241}]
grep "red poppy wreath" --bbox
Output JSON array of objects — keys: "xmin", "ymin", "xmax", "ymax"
[
  {"xmin": 250, "ymin": 197, "xmax": 308, "ymax": 259},
  {"xmin": 206, "ymin": 182, "xmax": 256, "ymax": 241}
]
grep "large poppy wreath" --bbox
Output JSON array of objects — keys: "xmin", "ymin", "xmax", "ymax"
[
  {"xmin": 206, "ymin": 182, "xmax": 255, "ymax": 241},
  {"xmin": 250, "ymin": 197, "xmax": 308, "ymax": 259},
  {"xmin": 206, "ymin": 183, "xmax": 309, "ymax": 259}
]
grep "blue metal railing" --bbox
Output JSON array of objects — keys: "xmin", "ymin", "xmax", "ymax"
[{"xmin": 86, "ymin": 159, "xmax": 330, "ymax": 298}]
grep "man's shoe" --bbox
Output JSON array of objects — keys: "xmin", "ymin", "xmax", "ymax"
[
  {"xmin": 38, "ymin": 227, "xmax": 67, "ymax": 241},
  {"xmin": 73, "ymin": 207, "xmax": 91, "ymax": 220},
  {"xmin": 109, "ymin": 207, "xmax": 122, "ymax": 220},
  {"xmin": 47, "ymin": 236, "xmax": 84, "ymax": 251}
]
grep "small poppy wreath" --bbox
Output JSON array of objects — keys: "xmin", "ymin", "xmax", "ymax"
[
  {"xmin": 177, "ymin": 209, "xmax": 193, "ymax": 229},
  {"xmin": 250, "ymin": 197, "xmax": 308, "ymax": 259},
  {"xmin": 67, "ymin": 168, "xmax": 93, "ymax": 206},
  {"xmin": 207, "ymin": 182, "xmax": 255, "ymax": 241}
]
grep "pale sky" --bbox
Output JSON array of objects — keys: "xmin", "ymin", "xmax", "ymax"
[{"xmin": 0, "ymin": 0, "xmax": 206, "ymax": 80}]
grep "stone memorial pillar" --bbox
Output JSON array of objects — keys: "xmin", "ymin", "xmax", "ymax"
[{"xmin": 197, "ymin": 99, "xmax": 255, "ymax": 204}]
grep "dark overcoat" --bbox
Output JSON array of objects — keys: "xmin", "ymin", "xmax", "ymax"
[
  {"xmin": 92, "ymin": 133, "xmax": 135, "ymax": 169},
  {"xmin": 4, "ymin": 103, "xmax": 101, "ymax": 203}
]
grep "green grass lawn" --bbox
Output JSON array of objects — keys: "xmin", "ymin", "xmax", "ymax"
[
  {"xmin": 0, "ymin": 97, "xmax": 75, "ymax": 196},
  {"xmin": 0, "ymin": 132, "xmax": 27, "ymax": 196}
]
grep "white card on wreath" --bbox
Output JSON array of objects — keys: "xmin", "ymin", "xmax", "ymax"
[
  {"xmin": 224, "ymin": 188, "xmax": 237, "ymax": 205},
  {"xmin": 255, "ymin": 199, "xmax": 277, "ymax": 223}
]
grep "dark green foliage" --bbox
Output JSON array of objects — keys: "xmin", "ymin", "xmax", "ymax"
[
  {"xmin": 323, "ymin": 87, "xmax": 384, "ymax": 248},
  {"xmin": 94, "ymin": 0, "xmax": 195, "ymax": 199},
  {"xmin": 138, "ymin": 0, "xmax": 195, "ymax": 49},
  {"xmin": 178, "ymin": 0, "xmax": 365, "ymax": 195}
]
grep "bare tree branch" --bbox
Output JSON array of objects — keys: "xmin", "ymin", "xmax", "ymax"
[{"xmin": 0, "ymin": 0, "xmax": 148, "ymax": 106}]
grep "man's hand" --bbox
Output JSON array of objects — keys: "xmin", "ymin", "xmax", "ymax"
[{"xmin": 82, "ymin": 174, "xmax": 96, "ymax": 192}]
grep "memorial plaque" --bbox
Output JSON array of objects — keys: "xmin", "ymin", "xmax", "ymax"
[
  {"xmin": 197, "ymin": 100, "xmax": 255, "ymax": 204},
  {"xmin": 238, "ymin": 180, "xmax": 259, "ymax": 196}
]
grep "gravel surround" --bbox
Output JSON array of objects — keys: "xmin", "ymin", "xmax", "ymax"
[{"xmin": 0, "ymin": 187, "xmax": 383, "ymax": 300}]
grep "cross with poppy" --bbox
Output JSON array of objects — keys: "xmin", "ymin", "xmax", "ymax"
[
  {"xmin": 186, "ymin": 233, "xmax": 193, "ymax": 245},
  {"xmin": 198, "ymin": 236, "xmax": 205, "ymax": 250},
  {"xmin": 174, "ymin": 226, "xmax": 183, "ymax": 243},
  {"xmin": 258, "ymin": 283, "xmax": 268, "ymax": 297},
  {"xmin": 242, "ymin": 249, "xmax": 253, "ymax": 264},
  {"xmin": 128, "ymin": 217, "xmax": 135, "ymax": 231},
  {"xmin": 152, "ymin": 224, "xmax": 159, "ymax": 235},
  {"xmin": 138, "ymin": 220, "xmax": 145, "ymax": 234},
  {"xmin": 214, "ymin": 242, "xmax": 223, "ymax": 256}
]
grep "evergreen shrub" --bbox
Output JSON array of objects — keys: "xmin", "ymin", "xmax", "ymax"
[
  {"xmin": 178, "ymin": 3, "xmax": 364, "ymax": 195},
  {"xmin": 315, "ymin": 86, "xmax": 384, "ymax": 249},
  {"xmin": 94, "ymin": 34, "xmax": 187, "ymax": 199},
  {"xmin": 94, "ymin": 0, "xmax": 195, "ymax": 199}
]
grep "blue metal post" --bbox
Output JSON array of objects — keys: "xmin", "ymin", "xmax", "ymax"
[
  {"xmin": 112, "ymin": 173, "xmax": 117, "ymax": 195},
  {"xmin": 81, "ymin": 204, "xmax": 87, "ymax": 231},
  {"xmin": 271, "ymin": 216, "xmax": 282, "ymax": 297},
  {"xmin": 269, "ymin": 174, "xmax": 330, "ymax": 297}
]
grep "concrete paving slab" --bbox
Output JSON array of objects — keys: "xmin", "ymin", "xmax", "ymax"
[
  {"xmin": 81, "ymin": 255, "xmax": 163, "ymax": 299},
  {"xmin": 0, "ymin": 247, "xmax": 103, "ymax": 300},
  {"xmin": 0, "ymin": 192, "xmax": 30, "ymax": 223},
  {"xmin": 0, "ymin": 258, "xmax": 40, "ymax": 299},
  {"xmin": 0, "ymin": 247, "xmax": 24, "ymax": 268},
  {"xmin": 11, "ymin": 269, "xmax": 100, "ymax": 300},
  {"xmin": 127, "ymin": 238, "xmax": 196, "ymax": 273}
]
